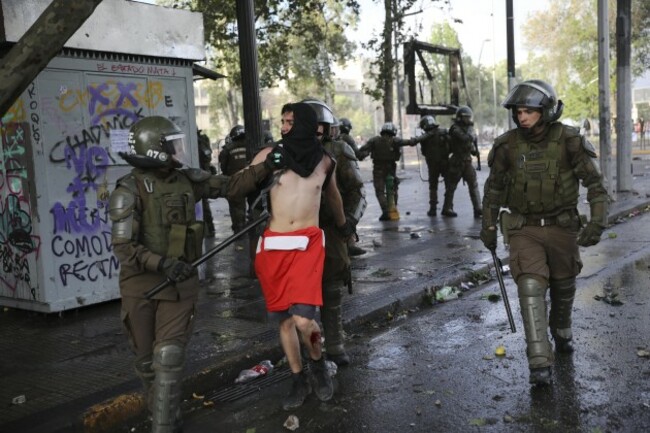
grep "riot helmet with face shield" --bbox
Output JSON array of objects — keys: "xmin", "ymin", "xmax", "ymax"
[{"xmin": 120, "ymin": 116, "xmax": 187, "ymax": 168}]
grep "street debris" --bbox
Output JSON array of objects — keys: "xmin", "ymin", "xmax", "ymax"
[
  {"xmin": 594, "ymin": 279, "xmax": 623, "ymax": 305},
  {"xmin": 370, "ymin": 268, "xmax": 392, "ymax": 277},
  {"xmin": 372, "ymin": 239, "xmax": 382, "ymax": 247},
  {"xmin": 410, "ymin": 232, "xmax": 421, "ymax": 239},
  {"xmin": 637, "ymin": 348, "xmax": 650, "ymax": 358},
  {"xmin": 482, "ymin": 292, "xmax": 501, "ymax": 303},
  {"xmin": 192, "ymin": 392, "xmax": 204, "ymax": 400},
  {"xmin": 11, "ymin": 394, "xmax": 26, "ymax": 405},
  {"xmin": 435, "ymin": 286, "xmax": 460, "ymax": 301},
  {"xmin": 495, "ymin": 345, "xmax": 506, "ymax": 357},
  {"xmin": 283, "ymin": 415, "xmax": 299, "ymax": 431},
  {"xmin": 235, "ymin": 360, "xmax": 273, "ymax": 384}
]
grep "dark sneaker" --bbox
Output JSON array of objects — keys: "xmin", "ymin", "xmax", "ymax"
[
  {"xmin": 553, "ymin": 336, "xmax": 574, "ymax": 354},
  {"xmin": 310, "ymin": 357, "xmax": 334, "ymax": 401},
  {"xmin": 327, "ymin": 351, "xmax": 350, "ymax": 367},
  {"xmin": 441, "ymin": 209, "xmax": 457, "ymax": 217},
  {"xmin": 282, "ymin": 372, "xmax": 312, "ymax": 410},
  {"xmin": 348, "ymin": 245, "xmax": 367, "ymax": 256},
  {"xmin": 529, "ymin": 367, "xmax": 552, "ymax": 386}
]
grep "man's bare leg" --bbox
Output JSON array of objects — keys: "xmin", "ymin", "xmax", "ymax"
[
  {"xmin": 293, "ymin": 315, "xmax": 333, "ymax": 402},
  {"xmin": 279, "ymin": 317, "xmax": 312, "ymax": 410}
]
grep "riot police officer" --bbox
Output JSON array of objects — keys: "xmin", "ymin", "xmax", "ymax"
[
  {"xmin": 358, "ymin": 122, "xmax": 425, "ymax": 221},
  {"xmin": 302, "ymin": 98, "xmax": 366, "ymax": 366},
  {"xmin": 480, "ymin": 80, "xmax": 608, "ymax": 386},
  {"xmin": 197, "ymin": 130, "xmax": 216, "ymax": 236},
  {"xmin": 109, "ymin": 116, "xmax": 229, "ymax": 432},
  {"xmin": 418, "ymin": 115, "xmax": 450, "ymax": 216},
  {"xmin": 219, "ymin": 125, "xmax": 250, "ymax": 233},
  {"xmin": 444, "ymin": 106, "xmax": 482, "ymax": 218},
  {"xmin": 339, "ymin": 117, "xmax": 361, "ymax": 158}
]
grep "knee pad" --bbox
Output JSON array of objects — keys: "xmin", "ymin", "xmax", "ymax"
[
  {"xmin": 153, "ymin": 343, "xmax": 184, "ymax": 370},
  {"xmin": 135, "ymin": 354, "xmax": 154, "ymax": 377},
  {"xmin": 517, "ymin": 275, "xmax": 548, "ymax": 298}
]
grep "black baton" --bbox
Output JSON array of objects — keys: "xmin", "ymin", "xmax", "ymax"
[
  {"xmin": 491, "ymin": 250, "xmax": 516, "ymax": 333},
  {"xmin": 145, "ymin": 212, "xmax": 270, "ymax": 299}
]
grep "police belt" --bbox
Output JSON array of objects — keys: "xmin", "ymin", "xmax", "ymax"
[{"xmin": 523, "ymin": 215, "xmax": 558, "ymax": 227}]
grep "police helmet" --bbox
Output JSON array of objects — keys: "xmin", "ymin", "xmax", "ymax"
[
  {"xmin": 455, "ymin": 106, "xmax": 474, "ymax": 125},
  {"xmin": 339, "ymin": 117, "xmax": 353, "ymax": 134},
  {"xmin": 263, "ymin": 130, "xmax": 274, "ymax": 145},
  {"xmin": 380, "ymin": 122, "xmax": 398, "ymax": 136},
  {"xmin": 300, "ymin": 98, "xmax": 335, "ymax": 125},
  {"xmin": 330, "ymin": 116, "xmax": 341, "ymax": 139},
  {"xmin": 121, "ymin": 116, "xmax": 186, "ymax": 168},
  {"xmin": 229, "ymin": 124, "xmax": 245, "ymax": 140},
  {"xmin": 419, "ymin": 115, "xmax": 439, "ymax": 131},
  {"xmin": 502, "ymin": 79, "xmax": 564, "ymax": 125}
]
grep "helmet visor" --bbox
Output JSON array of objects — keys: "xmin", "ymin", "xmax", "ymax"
[
  {"xmin": 502, "ymin": 85, "xmax": 549, "ymax": 109},
  {"xmin": 162, "ymin": 133, "xmax": 190, "ymax": 166}
]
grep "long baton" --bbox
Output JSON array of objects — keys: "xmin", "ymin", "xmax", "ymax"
[
  {"xmin": 491, "ymin": 250, "xmax": 517, "ymax": 333},
  {"xmin": 145, "ymin": 212, "xmax": 270, "ymax": 299}
]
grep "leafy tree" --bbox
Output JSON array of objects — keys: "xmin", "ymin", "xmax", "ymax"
[{"xmin": 160, "ymin": 0, "xmax": 360, "ymax": 126}]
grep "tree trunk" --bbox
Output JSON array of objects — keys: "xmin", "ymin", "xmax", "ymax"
[
  {"xmin": 382, "ymin": 0, "xmax": 394, "ymax": 123},
  {"xmin": 0, "ymin": 0, "xmax": 104, "ymax": 116}
]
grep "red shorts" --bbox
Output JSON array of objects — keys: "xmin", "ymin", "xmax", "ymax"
[{"xmin": 255, "ymin": 226, "xmax": 325, "ymax": 312}]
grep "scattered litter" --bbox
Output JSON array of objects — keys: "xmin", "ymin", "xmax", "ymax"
[
  {"xmin": 235, "ymin": 245, "xmax": 244, "ymax": 251},
  {"xmin": 371, "ymin": 268, "xmax": 392, "ymax": 277},
  {"xmin": 607, "ymin": 232, "xmax": 617, "ymax": 239},
  {"xmin": 483, "ymin": 355, "xmax": 494, "ymax": 361},
  {"xmin": 503, "ymin": 414, "xmax": 514, "ymax": 423},
  {"xmin": 410, "ymin": 232, "xmax": 421, "ymax": 239},
  {"xmin": 202, "ymin": 400, "xmax": 214, "ymax": 407},
  {"xmin": 283, "ymin": 415, "xmax": 299, "ymax": 431},
  {"xmin": 435, "ymin": 286, "xmax": 460, "ymax": 302},
  {"xmin": 235, "ymin": 360, "xmax": 273, "ymax": 384},
  {"xmin": 326, "ymin": 360, "xmax": 338, "ymax": 377},
  {"xmin": 192, "ymin": 392, "xmax": 205, "ymax": 400},
  {"xmin": 495, "ymin": 345, "xmax": 506, "ymax": 357},
  {"xmin": 482, "ymin": 293, "xmax": 501, "ymax": 303},
  {"xmin": 434, "ymin": 399, "xmax": 441, "ymax": 406},
  {"xmin": 637, "ymin": 349, "xmax": 650, "ymax": 358},
  {"xmin": 11, "ymin": 395, "xmax": 26, "ymax": 405},
  {"xmin": 594, "ymin": 279, "xmax": 624, "ymax": 305},
  {"xmin": 372, "ymin": 239, "xmax": 383, "ymax": 247}
]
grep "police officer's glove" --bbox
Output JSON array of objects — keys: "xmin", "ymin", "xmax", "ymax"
[
  {"xmin": 577, "ymin": 222, "xmax": 605, "ymax": 247},
  {"xmin": 264, "ymin": 146, "xmax": 288, "ymax": 171},
  {"xmin": 480, "ymin": 227, "xmax": 497, "ymax": 251},
  {"xmin": 158, "ymin": 257, "xmax": 194, "ymax": 283},
  {"xmin": 336, "ymin": 219, "xmax": 356, "ymax": 239}
]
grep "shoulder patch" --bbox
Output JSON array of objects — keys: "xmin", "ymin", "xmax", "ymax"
[{"xmin": 181, "ymin": 168, "xmax": 211, "ymax": 183}]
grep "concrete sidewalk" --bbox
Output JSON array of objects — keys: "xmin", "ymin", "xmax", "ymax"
[{"xmin": 1, "ymin": 152, "xmax": 649, "ymax": 433}]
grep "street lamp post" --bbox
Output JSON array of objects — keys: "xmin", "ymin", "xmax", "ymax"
[{"xmin": 477, "ymin": 39, "xmax": 491, "ymax": 143}]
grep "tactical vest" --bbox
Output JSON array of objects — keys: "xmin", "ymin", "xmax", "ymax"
[
  {"xmin": 420, "ymin": 129, "xmax": 448, "ymax": 160},
  {"xmin": 371, "ymin": 136, "xmax": 399, "ymax": 162},
  {"xmin": 222, "ymin": 142, "xmax": 249, "ymax": 175},
  {"xmin": 505, "ymin": 123, "xmax": 579, "ymax": 214},
  {"xmin": 127, "ymin": 169, "xmax": 204, "ymax": 261}
]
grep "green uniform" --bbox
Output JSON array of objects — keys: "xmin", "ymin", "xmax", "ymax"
[
  {"xmin": 109, "ymin": 167, "xmax": 228, "ymax": 418},
  {"xmin": 219, "ymin": 137, "xmax": 250, "ymax": 233},
  {"xmin": 358, "ymin": 134, "xmax": 423, "ymax": 214},
  {"xmin": 445, "ymin": 122, "xmax": 481, "ymax": 215},
  {"xmin": 419, "ymin": 128, "xmax": 450, "ymax": 213},
  {"xmin": 482, "ymin": 122, "xmax": 607, "ymax": 370},
  {"xmin": 198, "ymin": 132, "xmax": 216, "ymax": 234},
  {"xmin": 320, "ymin": 138, "xmax": 366, "ymax": 359}
]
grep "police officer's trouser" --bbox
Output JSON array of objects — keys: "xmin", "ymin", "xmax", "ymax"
[
  {"xmin": 120, "ymin": 297, "xmax": 196, "ymax": 424},
  {"xmin": 508, "ymin": 225, "xmax": 582, "ymax": 368},
  {"xmin": 425, "ymin": 158, "xmax": 448, "ymax": 209},
  {"xmin": 202, "ymin": 198, "xmax": 214, "ymax": 233},
  {"xmin": 321, "ymin": 227, "xmax": 350, "ymax": 356},
  {"xmin": 443, "ymin": 158, "xmax": 479, "ymax": 212},
  {"xmin": 227, "ymin": 196, "xmax": 247, "ymax": 234},
  {"xmin": 372, "ymin": 161, "xmax": 397, "ymax": 213}
]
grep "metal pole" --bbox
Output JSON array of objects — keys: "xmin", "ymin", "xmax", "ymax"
[
  {"xmin": 615, "ymin": 0, "xmax": 633, "ymax": 192},
  {"xmin": 236, "ymin": 0, "xmax": 263, "ymax": 158},
  {"xmin": 477, "ymin": 39, "xmax": 490, "ymax": 143},
  {"xmin": 491, "ymin": 0, "xmax": 498, "ymax": 135},
  {"xmin": 598, "ymin": 0, "xmax": 614, "ymax": 205}
]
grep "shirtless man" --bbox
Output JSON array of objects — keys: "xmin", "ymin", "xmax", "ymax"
[{"xmin": 227, "ymin": 102, "xmax": 347, "ymax": 410}]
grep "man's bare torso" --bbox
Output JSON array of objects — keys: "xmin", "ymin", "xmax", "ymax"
[{"xmin": 252, "ymin": 147, "xmax": 330, "ymax": 233}]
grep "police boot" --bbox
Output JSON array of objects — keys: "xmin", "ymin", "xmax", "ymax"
[
  {"xmin": 151, "ymin": 343, "xmax": 185, "ymax": 433},
  {"xmin": 322, "ymin": 282, "xmax": 350, "ymax": 366},
  {"xmin": 427, "ymin": 205, "xmax": 437, "ymax": 217},
  {"xmin": 134, "ymin": 355, "xmax": 155, "ymax": 412},
  {"xmin": 469, "ymin": 182, "xmax": 482, "ymax": 218},
  {"xmin": 310, "ymin": 356, "xmax": 334, "ymax": 401},
  {"xmin": 282, "ymin": 371, "xmax": 312, "ymax": 410},
  {"xmin": 441, "ymin": 195, "xmax": 457, "ymax": 217},
  {"xmin": 347, "ymin": 243, "xmax": 367, "ymax": 257},
  {"xmin": 549, "ymin": 278, "xmax": 577, "ymax": 354},
  {"xmin": 517, "ymin": 276, "xmax": 554, "ymax": 386}
]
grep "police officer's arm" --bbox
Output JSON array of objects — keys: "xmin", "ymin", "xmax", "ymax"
[
  {"xmin": 226, "ymin": 147, "xmax": 274, "ymax": 200},
  {"xmin": 449, "ymin": 125, "xmax": 475, "ymax": 154},
  {"xmin": 109, "ymin": 184, "xmax": 165, "ymax": 273},
  {"xmin": 567, "ymin": 134, "xmax": 608, "ymax": 228},
  {"xmin": 323, "ymin": 156, "xmax": 347, "ymax": 228},
  {"xmin": 482, "ymin": 138, "xmax": 510, "ymax": 230},
  {"xmin": 356, "ymin": 139, "xmax": 373, "ymax": 161},
  {"xmin": 181, "ymin": 168, "xmax": 229, "ymax": 200},
  {"xmin": 398, "ymin": 130, "xmax": 431, "ymax": 147},
  {"xmin": 337, "ymin": 143, "xmax": 367, "ymax": 226}
]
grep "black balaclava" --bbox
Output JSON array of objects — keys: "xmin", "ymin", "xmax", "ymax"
[{"xmin": 280, "ymin": 102, "xmax": 324, "ymax": 177}]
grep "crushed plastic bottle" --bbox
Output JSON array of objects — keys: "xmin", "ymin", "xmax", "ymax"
[
  {"xmin": 234, "ymin": 359, "xmax": 273, "ymax": 384},
  {"xmin": 435, "ymin": 286, "xmax": 459, "ymax": 301}
]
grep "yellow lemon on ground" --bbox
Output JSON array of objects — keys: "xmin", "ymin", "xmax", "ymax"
[{"xmin": 495, "ymin": 345, "xmax": 506, "ymax": 357}]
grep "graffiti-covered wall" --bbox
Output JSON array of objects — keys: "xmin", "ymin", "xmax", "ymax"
[{"xmin": 0, "ymin": 52, "xmax": 198, "ymax": 312}]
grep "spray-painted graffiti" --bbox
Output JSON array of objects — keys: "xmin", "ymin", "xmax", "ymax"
[
  {"xmin": 52, "ymin": 231, "xmax": 118, "ymax": 285},
  {"xmin": 1, "ymin": 107, "xmax": 40, "ymax": 298},
  {"xmin": 96, "ymin": 62, "xmax": 178, "ymax": 77},
  {"xmin": 58, "ymin": 79, "xmax": 164, "ymax": 126}
]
